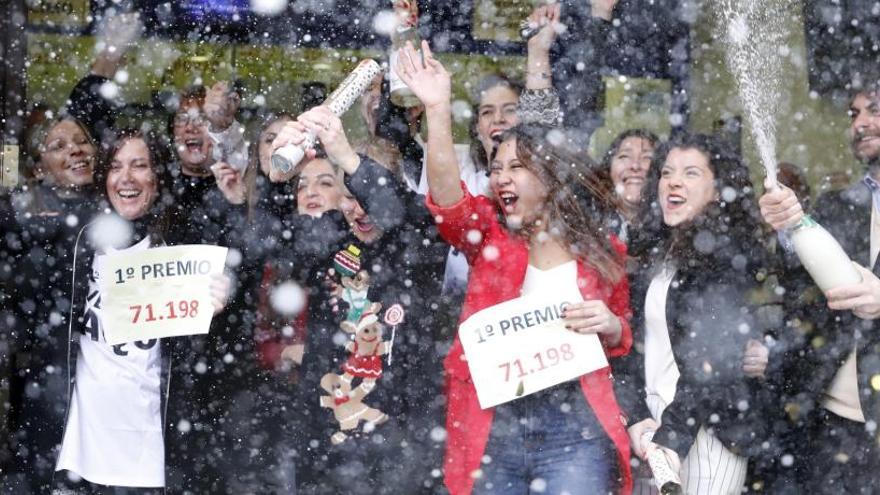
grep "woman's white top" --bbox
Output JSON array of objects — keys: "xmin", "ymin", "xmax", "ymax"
[
  {"xmin": 520, "ymin": 260, "xmax": 579, "ymax": 299},
  {"xmin": 56, "ymin": 236, "xmax": 165, "ymax": 487},
  {"xmin": 643, "ymin": 264, "xmax": 679, "ymax": 420}
]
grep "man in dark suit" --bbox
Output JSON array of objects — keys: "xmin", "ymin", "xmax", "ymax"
[{"xmin": 759, "ymin": 79, "xmax": 880, "ymax": 493}]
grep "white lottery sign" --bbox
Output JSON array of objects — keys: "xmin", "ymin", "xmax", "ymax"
[
  {"xmin": 459, "ymin": 293, "xmax": 609, "ymax": 409},
  {"xmin": 97, "ymin": 245, "xmax": 228, "ymax": 345}
]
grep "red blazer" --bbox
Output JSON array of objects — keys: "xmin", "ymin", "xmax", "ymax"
[{"xmin": 426, "ymin": 187, "xmax": 633, "ymax": 495}]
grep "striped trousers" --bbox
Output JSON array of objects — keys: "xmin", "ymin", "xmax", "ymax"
[{"xmin": 634, "ymin": 426, "xmax": 747, "ymax": 495}]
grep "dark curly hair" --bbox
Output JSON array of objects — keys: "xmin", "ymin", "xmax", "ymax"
[{"xmin": 629, "ymin": 133, "xmax": 766, "ymax": 274}]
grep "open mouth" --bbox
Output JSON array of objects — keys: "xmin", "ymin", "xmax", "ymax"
[
  {"xmin": 117, "ymin": 189, "xmax": 142, "ymax": 200},
  {"xmin": 305, "ymin": 201, "xmax": 322, "ymax": 211},
  {"xmin": 185, "ymin": 138, "xmax": 204, "ymax": 152},
  {"xmin": 622, "ymin": 176, "xmax": 644, "ymax": 187},
  {"xmin": 498, "ymin": 191, "xmax": 518, "ymax": 213},
  {"xmin": 354, "ymin": 217, "xmax": 375, "ymax": 233},
  {"xmin": 489, "ymin": 127, "xmax": 507, "ymax": 141},
  {"xmin": 68, "ymin": 159, "xmax": 92, "ymax": 173},
  {"xmin": 665, "ymin": 193, "xmax": 686, "ymax": 209}
]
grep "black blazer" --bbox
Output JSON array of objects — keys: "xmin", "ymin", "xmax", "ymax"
[
  {"xmin": 613, "ymin": 250, "xmax": 770, "ymax": 459},
  {"xmin": 775, "ymin": 181, "xmax": 880, "ymax": 426}
]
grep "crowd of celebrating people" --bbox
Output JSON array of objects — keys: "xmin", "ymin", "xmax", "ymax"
[{"xmin": 2, "ymin": 2, "xmax": 880, "ymax": 494}]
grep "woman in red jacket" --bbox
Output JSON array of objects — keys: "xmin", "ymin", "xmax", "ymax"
[{"xmin": 397, "ymin": 41, "xmax": 634, "ymax": 495}]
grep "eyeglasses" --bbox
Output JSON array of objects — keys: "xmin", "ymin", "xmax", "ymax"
[{"xmin": 173, "ymin": 112, "xmax": 208, "ymax": 128}]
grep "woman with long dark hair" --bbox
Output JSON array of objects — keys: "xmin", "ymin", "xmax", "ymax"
[
  {"xmin": 398, "ymin": 40, "xmax": 634, "ymax": 494},
  {"xmin": 617, "ymin": 134, "xmax": 772, "ymax": 494}
]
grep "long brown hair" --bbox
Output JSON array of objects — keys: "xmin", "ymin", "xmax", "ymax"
[{"xmin": 498, "ymin": 125, "xmax": 624, "ymax": 283}]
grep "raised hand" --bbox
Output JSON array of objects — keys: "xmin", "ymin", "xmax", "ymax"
[
  {"xmin": 394, "ymin": 40, "xmax": 451, "ymax": 110},
  {"xmin": 591, "ymin": 0, "xmax": 619, "ymax": 21},
  {"xmin": 269, "ymin": 121, "xmax": 312, "ymax": 182},
  {"xmin": 759, "ymin": 179, "xmax": 804, "ymax": 231},
  {"xmin": 98, "ymin": 11, "xmax": 144, "ymax": 59},
  {"xmin": 211, "ymin": 161, "xmax": 246, "ymax": 205},
  {"xmin": 527, "ymin": 2, "xmax": 562, "ymax": 54},
  {"xmin": 204, "ymin": 81, "xmax": 241, "ymax": 132},
  {"xmin": 281, "ymin": 344, "xmax": 305, "ymax": 365},
  {"xmin": 297, "ymin": 106, "xmax": 360, "ymax": 174}
]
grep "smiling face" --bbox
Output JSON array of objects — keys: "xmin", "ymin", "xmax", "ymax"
[
  {"xmin": 849, "ymin": 92, "xmax": 880, "ymax": 163},
  {"xmin": 39, "ymin": 120, "xmax": 96, "ymax": 188},
  {"xmin": 610, "ymin": 136, "xmax": 654, "ymax": 207},
  {"xmin": 172, "ymin": 100, "xmax": 213, "ymax": 175},
  {"xmin": 659, "ymin": 147, "xmax": 718, "ymax": 227},
  {"xmin": 107, "ymin": 138, "xmax": 159, "ymax": 221},
  {"xmin": 295, "ymin": 158, "xmax": 342, "ymax": 217},
  {"xmin": 476, "ymin": 85, "xmax": 519, "ymax": 160},
  {"xmin": 340, "ymin": 190, "xmax": 382, "ymax": 244},
  {"xmin": 488, "ymin": 137, "xmax": 548, "ymax": 229},
  {"xmin": 259, "ymin": 118, "xmax": 292, "ymax": 176}
]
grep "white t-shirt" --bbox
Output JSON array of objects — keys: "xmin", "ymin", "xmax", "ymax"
[
  {"xmin": 520, "ymin": 260, "xmax": 580, "ymax": 300},
  {"xmin": 56, "ymin": 236, "xmax": 165, "ymax": 487}
]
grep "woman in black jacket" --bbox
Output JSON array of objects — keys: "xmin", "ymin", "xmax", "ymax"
[
  {"xmin": 267, "ymin": 106, "xmax": 448, "ymax": 494},
  {"xmin": 614, "ymin": 134, "xmax": 773, "ymax": 494}
]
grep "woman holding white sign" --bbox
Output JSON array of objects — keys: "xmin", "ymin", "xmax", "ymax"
[
  {"xmin": 615, "ymin": 134, "xmax": 772, "ymax": 494},
  {"xmin": 398, "ymin": 41, "xmax": 635, "ymax": 494},
  {"xmin": 52, "ymin": 128, "xmax": 231, "ymax": 493}
]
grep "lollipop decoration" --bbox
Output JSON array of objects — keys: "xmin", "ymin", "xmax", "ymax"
[
  {"xmin": 383, "ymin": 304, "xmax": 405, "ymax": 365},
  {"xmin": 271, "ymin": 59, "xmax": 383, "ymax": 173}
]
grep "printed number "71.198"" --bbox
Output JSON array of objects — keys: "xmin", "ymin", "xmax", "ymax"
[
  {"xmin": 498, "ymin": 343, "xmax": 575, "ymax": 382},
  {"xmin": 130, "ymin": 300, "xmax": 199, "ymax": 323}
]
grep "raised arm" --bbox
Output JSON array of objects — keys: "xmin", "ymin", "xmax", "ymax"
[
  {"xmin": 552, "ymin": 0, "xmax": 617, "ymax": 133},
  {"xmin": 395, "ymin": 41, "xmax": 462, "ymax": 207},
  {"xmin": 518, "ymin": 4, "xmax": 562, "ymax": 126},
  {"xmin": 67, "ymin": 12, "xmax": 143, "ymax": 138},
  {"xmin": 90, "ymin": 12, "xmax": 143, "ymax": 79},
  {"xmin": 205, "ymin": 81, "xmax": 248, "ymax": 174},
  {"xmin": 525, "ymin": 3, "xmax": 559, "ymax": 91}
]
